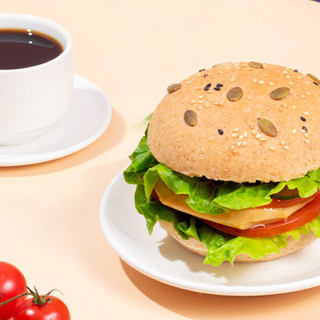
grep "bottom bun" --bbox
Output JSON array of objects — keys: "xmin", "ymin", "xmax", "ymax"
[{"xmin": 159, "ymin": 220, "xmax": 317, "ymax": 263}]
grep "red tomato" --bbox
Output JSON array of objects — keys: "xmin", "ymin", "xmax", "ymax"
[
  {"xmin": 0, "ymin": 261, "xmax": 27, "ymax": 320},
  {"xmin": 13, "ymin": 296, "xmax": 70, "ymax": 320},
  {"xmin": 204, "ymin": 192, "xmax": 320, "ymax": 238}
]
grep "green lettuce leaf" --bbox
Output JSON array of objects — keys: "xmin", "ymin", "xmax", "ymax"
[{"xmin": 123, "ymin": 135, "xmax": 158, "ymax": 185}]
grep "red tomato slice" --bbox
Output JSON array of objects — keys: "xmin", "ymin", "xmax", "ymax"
[
  {"xmin": 263, "ymin": 191, "xmax": 319, "ymax": 209},
  {"xmin": 203, "ymin": 193, "xmax": 320, "ymax": 238}
]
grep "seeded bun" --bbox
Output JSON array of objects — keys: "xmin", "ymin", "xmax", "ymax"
[
  {"xmin": 147, "ymin": 62, "xmax": 320, "ymax": 183},
  {"xmin": 159, "ymin": 220, "xmax": 317, "ymax": 263}
]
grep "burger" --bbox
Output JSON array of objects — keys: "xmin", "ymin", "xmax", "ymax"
[{"xmin": 124, "ymin": 62, "xmax": 320, "ymax": 266}]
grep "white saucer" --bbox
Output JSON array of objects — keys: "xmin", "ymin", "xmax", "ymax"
[
  {"xmin": 100, "ymin": 169, "xmax": 320, "ymax": 296},
  {"xmin": 0, "ymin": 75, "xmax": 111, "ymax": 166}
]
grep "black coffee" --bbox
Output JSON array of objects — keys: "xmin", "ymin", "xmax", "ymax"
[{"xmin": 0, "ymin": 28, "xmax": 63, "ymax": 69}]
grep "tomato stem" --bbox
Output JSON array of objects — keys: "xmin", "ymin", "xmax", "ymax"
[
  {"xmin": 0, "ymin": 286, "xmax": 62, "ymax": 307},
  {"xmin": 0, "ymin": 291, "xmax": 29, "ymax": 306}
]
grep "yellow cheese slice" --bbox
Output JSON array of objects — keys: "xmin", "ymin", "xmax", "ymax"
[{"xmin": 154, "ymin": 180, "xmax": 312, "ymax": 229}]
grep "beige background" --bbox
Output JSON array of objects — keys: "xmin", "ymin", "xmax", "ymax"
[{"xmin": 1, "ymin": 0, "xmax": 320, "ymax": 319}]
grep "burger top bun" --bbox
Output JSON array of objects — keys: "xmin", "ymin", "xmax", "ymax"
[{"xmin": 147, "ymin": 62, "xmax": 320, "ymax": 183}]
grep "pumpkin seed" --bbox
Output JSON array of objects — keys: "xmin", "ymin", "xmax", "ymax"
[
  {"xmin": 307, "ymin": 73, "xmax": 320, "ymax": 85},
  {"xmin": 249, "ymin": 61, "xmax": 263, "ymax": 69},
  {"xmin": 258, "ymin": 119, "xmax": 277, "ymax": 137},
  {"xmin": 227, "ymin": 87, "xmax": 243, "ymax": 102},
  {"xmin": 184, "ymin": 110, "xmax": 198, "ymax": 127},
  {"xmin": 270, "ymin": 87, "xmax": 290, "ymax": 100},
  {"xmin": 167, "ymin": 83, "xmax": 181, "ymax": 94}
]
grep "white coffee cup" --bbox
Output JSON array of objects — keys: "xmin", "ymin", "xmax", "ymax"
[{"xmin": 0, "ymin": 13, "xmax": 73, "ymax": 145}]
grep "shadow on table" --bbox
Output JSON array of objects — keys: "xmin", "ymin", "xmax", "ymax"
[
  {"xmin": 0, "ymin": 107, "xmax": 126, "ymax": 177},
  {"xmin": 120, "ymin": 257, "xmax": 320, "ymax": 319}
]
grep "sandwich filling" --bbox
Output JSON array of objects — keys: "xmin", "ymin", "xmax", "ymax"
[{"xmin": 154, "ymin": 179, "xmax": 316, "ymax": 230}]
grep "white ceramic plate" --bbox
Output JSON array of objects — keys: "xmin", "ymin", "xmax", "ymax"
[
  {"xmin": 100, "ymin": 170, "xmax": 320, "ymax": 296},
  {"xmin": 0, "ymin": 75, "xmax": 111, "ymax": 166}
]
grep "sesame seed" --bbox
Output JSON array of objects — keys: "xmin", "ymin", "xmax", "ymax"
[
  {"xmin": 198, "ymin": 100, "xmax": 203, "ymax": 104},
  {"xmin": 258, "ymin": 80, "xmax": 265, "ymax": 84},
  {"xmin": 204, "ymin": 83, "xmax": 212, "ymax": 91},
  {"xmin": 288, "ymin": 81, "xmax": 294, "ymax": 85},
  {"xmin": 253, "ymin": 79, "xmax": 258, "ymax": 83},
  {"xmin": 306, "ymin": 92, "xmax": 311, "ymax": 95},
  {"xmin": 204, "ymin": 103, "xmax": 210, "ymax": 108},
  {"xmin": 199, "ymin": 69, "xmax": 205, "ymax": 72},
  {"xmin": 216, "ymin": 83, "xmax": 224, "ymax": 87},
  {"xmin": 292, "ymin": 129, "xmax": 297, "ymax": 134},
  {"xmin": 286, "ymin": 75, "xmax": 290, "ymax": 79},
  {"xmin": 242, "ymin": 141, "xmax": 248, "ymax": 146},
  {"xmin": 303, "ymin": 112, "xmax": 309, "ymax": 115},
  {"xmin": 292, "ymin": 105, "xmax": 296, "ymax": 109},
  {"xmin": 232, "ymin": 128, "xmax": 239, "ymax": 132},
  {"xmin": 282, "ymin": 70, "xmax": 288, "ymax": 74},
  {"xmin": 305, "ymin": 132, "xmax": 309, "ymax": 138},
  {"xmin": 302, "ymin": 126, "xmax": 308, "ymax": 132},
  {"xmin": 191, "ymin": 100, "xmax": 196, "ymax": 104},
  {"xmin": 244, "ymin": 131, "xmax": 248, "ymax": 137},
  {"xmin": 301, "ymin": 95, "xmax": 305, "ymax": 98},
  {"xmin": 280, "ymin": 140, "xmax": 286, "ymax": 146},
  {"xmin": 237, "ymin": 141, "xmax": 242, "ymax": 146},
  {"xmin": 214, "ymin": 87, "xmax": 221, "ymax": 91},
  {"xmin": 269, "ymin": 81, "xmax": 275, "ymax": 85},
  {"xmin": 198, "ymin": 106, "xmax": 203, "ymax": 110},
  {"xmin": 269, "ymin": 146, "xmax": 276, "ymax": 151},
  {"xmin": 259, "ymin": 137, "xmax": 266, "ymax": 142},
  {"xmin": 305, "ymin": 139, "xmax": 310, "ymax": 144},
  {"xmin": 294, "ymin": 69, "xmax": 298, "ymax": 72},
  {"xmin": 203, "ymin": 74, "xmax": 208, "ymax": 78},
  {"xmin": 314, "ymin": 81, "xmax": 319, "ymax": 86},
  {"xmin": 300, "ymin": 116, "xmax": 307, "ymax": 122},
  {"xmin": 186, "ymin": 80, "xmax": 192, "ymax": 84},
  {"xmin": 232, "ymin": 133, "xmax": 238, "ymax": 138},
  {"xmin": 238, "ymin": 135, "xmax": 244, "ymax": 141},
  {"xmin": 283, "ymin": 146, "xmax": 289, "ymax": 150},
  {"xmin": 256, "ymin": 133, "xmax": 262, "ymax": 139},
  {"xmin": 218, "ymin": 129, "xmax": 224, "ymax": 135},
  {"xmin": 214, "ymin": 101, "xmax": 223, "ymax": 106},
  {"xmin": 229, "ymin": 78, "xmax": 236, "ymax": 82},
  {"xmin": 251, "ymin": 129, "xmax": 257, "ymax": 135},
  {"xmin": 230, "ymin": 145, "xmax": 235, "ymax": 151},
  {"xmin": 232, "ymin": 149, "xmax": 239, "ymax": 154}
]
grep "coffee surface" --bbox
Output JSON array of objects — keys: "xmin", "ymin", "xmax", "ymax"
[{"xmin": 0, "ymin": 28, "xmax": 63, "ymax": 69}]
